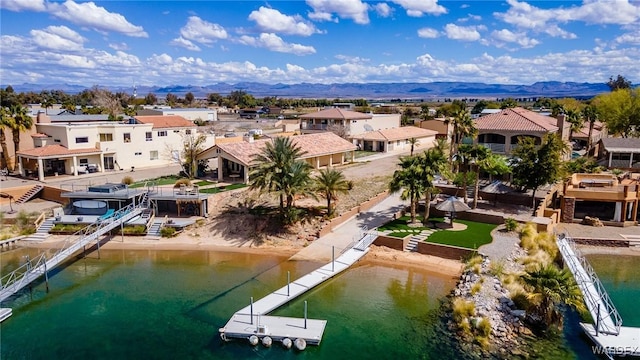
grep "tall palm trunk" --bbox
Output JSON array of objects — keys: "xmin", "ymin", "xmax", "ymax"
[
  {"xmin": 462, "ymin": 169, "xmax": 469, "ymax": 204},
  {"xmin": 473, "ymin": 165, "xmax": 480, "ymax": 209},
  {"xmin": 423, "ymin": 190, "xmax": 431, "ymax": 225},
  {"xmin": 409, "ymin": 193, "xmax": 417, "ymax": 223},
  {"xmin": 0, "ymin": 129, "xmax": 10, "ymax": 170},
  {"xmin": 12, "ymin": 129, "xmax": 20, "ymax": 153},
  {"xmin": 586, "ymin": 119, "xmax": 594, "ymax": 154}
]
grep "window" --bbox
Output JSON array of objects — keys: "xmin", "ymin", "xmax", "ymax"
[
  {"xmin": 185, "ymin": 129, "xmax": 192, "ymax": 135},
  {"xmin": 54, "ymin": 139, "xmax": 61, "ymax": 143},
  {"xmin": 79, "ymin": 159, "xmax": 88, "ymax": 165},
  {"xmin": 76, "ymin": 137, "xmax": 89, "ymax": 143},
  {"xmin": 150, "ymin": 151, "xmax": 158, "ymax": 160},
  {"xmin": 99, "ymin": 133, "xmax": 113, "ymax": 142},
  {"xmin": 145, "ymin": 132, "xmax": 153, "ymax": 141},
  {"xmin": 173, "ymin": 130, "xmax": 180, "ymax": 133},
  {"xmin": 158, "ymin": 131, "xmax": 167, "ymax": 137},
  {"xmin": 123, "ymin": 133, "xmax": 131, "ymax": 143},
  {"xmin": 134, "ymin": 152, "xmax": 142, "ymax": 156}
]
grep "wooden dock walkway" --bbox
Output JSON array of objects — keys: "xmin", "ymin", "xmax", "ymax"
[{"xmin": 219, "ymin": 230, "xmax": 377, "ymax": 348}]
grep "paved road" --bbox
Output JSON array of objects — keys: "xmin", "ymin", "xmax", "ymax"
[{"xmin": 290, "ymin": 193, "xmax": 406, "ymax": 262}]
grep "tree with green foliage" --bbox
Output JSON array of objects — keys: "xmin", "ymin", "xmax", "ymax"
[
  {"xmin": 0, "ymin": 107, "xmax": 12, "ymax": 170},
  {"xmin": 452, "ymin": 144, "xmax": 473, "ymax": 204},
  {"xmin": 511, "ymin": 134, "xmax": 568, "ymax": 209},
  {"xmin": 408, "ymin": 137, "xmax": 419, "ymax": 156},
  {"xmin": 522, "ymin": 264, "xmax": 586, "ymax": 328},
  {"xmin": 7, "ymin": 105, "xmax": 33, "ymax": 170},
  {"xmin": 181, "ymin": 134, "xmax": 208, "ymax": 179},
  {"xmin": 314, "ymin": 168, "xmax": 350, "ymax": 217},
  {"xmin": 466, "ymin": 145, "xmax": 491, "ymax": 209},
  {"xmin": 582, "ymin": 104, "xmax": 598, "ymax": 152},
  {"xmin": 450, "ymin": 109, "xmax": 477, "ymax": 170},
  {"xmin": 249, "ymin": 137, "xmax": 311, "ymax": 222},
  {"xmin": 144, "ymin": 93, "xmax": 157, "ymax": 105},
  {"xmin": 594, "ymin": 88, "xmax": 640, "ymax": 138},
  {"xmin": 607, "ymin": 75, "xmax": 632, "ymax": 91},
  {"xmin": 564, "ymin": 108, "xmax": 583, "ymax": 141},
  {"xmin": 389, "ymin": 155, "xmax": 424, "ymax": 224},
  {"xmin": 564, "ymin": 157, "xmax": 602, "ymax": 174},
  {"xmin": 419, "ymin": 148, "xmax": 448, "ymax": 223},
  {"xmin": 184, "ymin": 92, "xmax": 195, "ymax": 105},
  {"xmin": 500, "ymin": 98, "xmax": 518, "ymax": 109}
]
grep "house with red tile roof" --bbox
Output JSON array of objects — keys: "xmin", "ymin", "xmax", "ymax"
[
  {"xmin": 350, "ymin": 126, "xmax": 438, "ymax": 153},
  {"xmin": 16, "ymin": 114, "xmax": 213, "ymax": 181},
  {"xmin": 473, "ymin": 107, "xmax": 570, "ymax": 155},
  {"xmin": 299, "ymin": 108, "xmax": 400, "ymax": 137},
  {"xmin": 197, "ymin": 132, "xmax": 357, "ymax": 184}
]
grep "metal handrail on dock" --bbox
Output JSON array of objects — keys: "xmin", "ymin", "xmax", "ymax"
[
  {"xmin": 557, "ymin": 236, "xmax": 622, "ymax": 335},
  {"xmin": 0, "ymin": 194, "xmax": 149, "ymax": 303}
]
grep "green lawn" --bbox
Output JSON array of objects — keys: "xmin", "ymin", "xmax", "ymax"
[
  {"xmin": 378, "ymin": 215, "xmax": 496, "ymax": 250},
  {"xmin": 194, "ymin": 180, "xmax": 217, "ymax": 186},
  {"xmin": 129, "ymin": 175, "xmax": 182, "ymax": 188},
  {"xmin": 198, "ymin": 183, "xmax": 247, "ymax": 194}
]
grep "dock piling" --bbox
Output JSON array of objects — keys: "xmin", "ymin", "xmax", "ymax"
[
  {"xmin": 304, "ymin": 301, "xmax": 307, "ymax": 329},
  {"xmin": 250, "ymin": 297, "xmax": 254, "ymax": 325},
  {"xmin": 332, "ymin": 246, "xmax": 334, "ymax": 272},
  {"xmin": 287, "ymin": 271, "xmax": 290, "ymax": 297}
]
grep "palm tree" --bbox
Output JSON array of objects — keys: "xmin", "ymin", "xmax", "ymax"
[
  {"xmin": 452, "ymin": 144, "xmax": 472, "ymax": 203},
  {"xmin": 521, "ymin": 264, "xmax": 586, "ymax": 328},
  {"xmin": 389, "ymin": 155, "xmax": 424, "ymax": 224},
  {"xmin": 419, "ymin": 148, "xmax": 448, "ymax": 224},
  {"xmin": 582, "ymin": 105, "xmax": 598, "ymax": 153},
  {"xmin": 467, "ymin": 145, "xmax": 491, "ymax": 209},
  {"xmin": 182, "ymin": 134, "xmax": 207, "ymax": 179},
  {"xmin": 564, "ymin": 108, "xmax": 583, "ymax": 141},
  {"xmin": 8, "ymin": 105, "xmax": 33, "ymax": 171},
  {"xmin": 283, "ymin": 160, "xmax": 314, "ymax": 210},
  {"xmin": 450, "ymin": 109, "xmax": 477, "ymax": 173},
  {"xmin": 314, "ymin": 168, "xmax": 350, "ymax": 217},
  {"xmin": 41, "ymin": 98, "xmax": 54, "ymax": 114},
  {"xmin": 408, "ymin": 137, "xmax": 419, "ymax": 156},
  {"xmin": 249, "ymin": 137, "xmax": 309, "ymax": 218},
  {"xmin": 0, "ymin": 107, "xmax": 12, "ymax": 170}
]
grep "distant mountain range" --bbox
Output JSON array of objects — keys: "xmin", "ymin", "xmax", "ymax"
[{"xmin": 5, "ymin": 81, "xmax": 611, "ymax": 99}]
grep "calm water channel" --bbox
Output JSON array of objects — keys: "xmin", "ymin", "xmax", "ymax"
[{"xmin": 0, "ymin": 248, "xmax": 637, "ymax": 359}]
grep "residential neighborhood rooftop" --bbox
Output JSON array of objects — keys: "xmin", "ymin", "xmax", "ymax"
[
  {"xmin": 134, "ymin": 115, "xmax": 196, "ymax": 128},
  {"xmin": 299, "ymin": 108, "xmax": 372, "ymax": 120},
  {"xmin": 474, "ymin": 107, "xmax": 559, "ymax": 133},
  {"xmin": 352, "ymin": 126, "xmax": 438, "ymax": 142}
]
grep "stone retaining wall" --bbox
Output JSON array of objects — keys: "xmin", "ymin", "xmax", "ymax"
[
  {"xmin": 373, "ymin": 235, "xmax": 475, "ymax": 261},
  {"xmin": 573, "ymin": 238, "xmax": 630, "ymax": 247},
  {"xmin": 317, "ymin": 191, "xmax": 390, "ymax": 238}
]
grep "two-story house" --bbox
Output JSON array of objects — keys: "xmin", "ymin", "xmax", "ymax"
[
  {"xmin": 15, "ymin": 114, "xmax": 213, "ymax": 181},
  {"xmin": 299, "ymin": 108, "xmax": 400, "ymax": 137}
]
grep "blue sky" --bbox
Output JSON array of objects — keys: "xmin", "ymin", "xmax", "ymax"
[{"xmin": 1, "ymin": 0, "xmax": 639, "ymax": 87}]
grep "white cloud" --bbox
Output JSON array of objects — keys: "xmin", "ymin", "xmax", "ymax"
[
  {"xmin": 417, "ymin": 27, "xmax": 440, "ymax": 38},
  {"xmin": 458, "ymin": 14, "xmax": 482, "ymax": 23},
  {"xmin": 335, "ymin": 54, "xmax": 370, "ymax": 63},
  {"xmin": 391, "ymin": 0, "xmax": 447, "ymax": 17},
  {"xmin": 179, "ymin": 16, "xmax": 228, "ymax": 44},
  {"xmin": 30, "ymin": 26, "xmax": 85, "ymax": 51},
  {"xmin": 444, "ymin": 23, "xmax": 481, "ymax": 41},
  {"xmin": 491, "ymin": 29, "xmax": 540, "ymax": 48},
  {"xmin": 109, "ymin": 42, "xmax": 129, "ymax": 51},
  {"xmin": 170, "ymin": 37, "xmax": 201, "ymax": 51},
  {"xmin": 248, "ymin": 6, "xmax": 319, "ymax": 36},
  {"xmin": 47, "ymin": 1, "xmax": 148, "ymax": 38},
  {"xmin": 306, "ymin": 0, "xmax": 370, "ymax": 24},
  {"xmin": 615, "ymin": 29, "xmax": 640, "ymax": 45},
  {"xmin": 0, "ymin": 0, "xmax": 46, "ymax": 12},
  {"xmin": 374, "ymin": 3, "xmax": 393, "ymax": 17},
  {"xmin": 150, "ymin": 53, "xmax": 173, "ymax": 66},
  {"xmin": 494, "ymin": 0, "xmax": 640, "ymax": 40},
  {"xmin": 237, "ymin": 33, "xmax": 316, "ymax": 55}
]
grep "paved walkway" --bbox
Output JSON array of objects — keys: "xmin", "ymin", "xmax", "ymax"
[{"xmin": 290, "ymin": 194, "xmax": 407, "ymax": 262}]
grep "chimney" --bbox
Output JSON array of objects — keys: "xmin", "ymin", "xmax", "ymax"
[
  {"xmin": 37, "ymin": 111, "xmax": 51, "ymax": 124},
  {"xmin": 556, "ymin": 113, "xmax": 569, "ymax": 140},
  {"xmin": 243, "ymin": 134, "xmax": 254, "ymax": 143}
]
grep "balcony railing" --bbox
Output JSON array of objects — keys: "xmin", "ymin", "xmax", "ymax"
[
  {"xmin": 478, "ymin": 142, "xmax": 505, "ymax": 153},
  {"xmin": 301, "ymin": 123, "xmax": 328, "ymax": 131}
]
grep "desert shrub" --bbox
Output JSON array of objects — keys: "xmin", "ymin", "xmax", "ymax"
[
  {"xmin": 160, "ymin": 227, "xmax": 176, "ymax": 238},
  {"xmin": 452, "ymin": 298, "xmax": 475, "ymax": 322},
  {"xmin": 119, "ymin": 225, "xmax": 146, "ymax": 235},
  {"xmin": 519, "ymin": 223, "xmax": 538, "ymax": 251},
  {"xmin": 476, "ymin": 317, "xmax": 492, "ymax": 338},
  {"xmin": 466, "ymin": 254, "xmax": 483, "ymax": 269},
  {"xmin": 173, "ymin": 178, "xmax": 191, "ymax": 188},
  {"xmin": 347, "ymin": 180, "xmax": 354, "ymax": 190},
  {"xmin": 471, "ymin": 282, "xmax": 482, "ymax": 295},
  {"xmin": 489, "ymin": 260, "xmax": 506, "ymax": 278},
  {"xmin": 510, "ymin": 288, "xmax": 531, "ymax": 311},
  {"xmin": 122, "ymin": 176, "xmax": 134, "ymax": 185},
  {"xmin": 536, "ymin": 232, "xmax": 558, "ymax": 260},
  {"xmin": 504, "ymin": 218, "xmax": 519, "ymax": 232},
  {"xmin": 521, "ymin": 251, "xmax": 553, "ymax": 270}
]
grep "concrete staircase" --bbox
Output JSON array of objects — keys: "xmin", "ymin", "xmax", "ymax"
[
  {"xmin": 404, "ymin": 231, "xmax": 433, "ymax": 252},
  {"xmin": 22, "ymin": 217, "xmax": 55, "ymax": 241},
  {"xmin": 145, "ymin": 220, "xmax": 162, "ymax": 239},
  {"xmin": 15, "ymin": 185, "xmax": 44, "ymax": 204}
]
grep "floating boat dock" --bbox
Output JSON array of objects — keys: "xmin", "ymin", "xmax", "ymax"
[
  {"xmin": 219, "ymin": 229, "xmax": 377, "ymax": 349},
  {"xmin": 0, "ymin": 308, "xmax": 12, "ymax": 323}
]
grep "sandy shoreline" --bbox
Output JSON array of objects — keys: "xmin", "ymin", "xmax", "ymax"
[
  {"xmin": 577, "ymin": 244, "xmax": 640, "ymax": 256},
  {"xmin": 25, "ymin": 233, "xmax": 465, "ymax": 277}
]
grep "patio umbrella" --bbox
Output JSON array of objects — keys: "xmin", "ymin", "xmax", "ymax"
[
  {"xmin": 481, "ymin": 180, "xmax": 514, "ymax": 206},
  {"xmin": 435, "ymin": 196, "xmax": 470, "ymax": 225}
]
